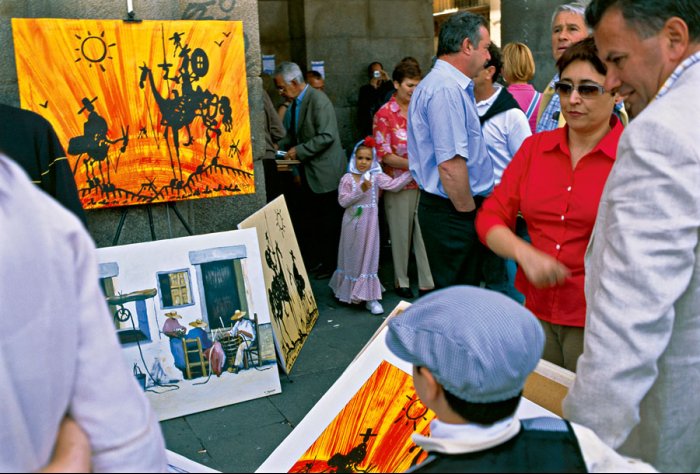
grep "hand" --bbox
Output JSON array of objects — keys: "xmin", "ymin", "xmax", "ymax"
[
  {"xmin": 40, "ymin": 416, "xmax": 91, "ymax": 473},
  {"xmin": 286, "ymin": 147, "xmax": 298, "ymax": 160},
  {"xmin": 370, "ymin": 70, "xmax": 390, "ymax": 89},
  {"xmin": 455, "ymin": 198, "xmax": 476, "ymax": 213},
  {"xmin": 361, "ymin": 180, "xmax": 371, "ymax": 192},
  {"xmin": 517, "ymin": 245, "xmax": 571, "ymax": 289}
]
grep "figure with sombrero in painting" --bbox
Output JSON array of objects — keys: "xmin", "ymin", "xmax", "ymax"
[
  {"xmin": 186, "ymin": 319, "xmax": 226, "ymax": 377},
  {"xmin": 229, "ymin": 310, "xmax": 256, "ymax": 373},
  {"xmin": 162, "ymin": 310, "xmax": 186, "ymax": 338},
  {"xmin": 162, "ymin": 311, "xmax": 187, "ymax": 374}
]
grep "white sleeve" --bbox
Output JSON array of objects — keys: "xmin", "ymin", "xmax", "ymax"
[
  {"xmin": 505, "ymin": 109, "xmax": 531, "ymax": 159},
  {"xmin": 70, "ymin": 229, "xmax": 168, "ymax": 473},
  {"xmin": 571, "ymin": 423, "xmax": 657, "ymax": 473}
]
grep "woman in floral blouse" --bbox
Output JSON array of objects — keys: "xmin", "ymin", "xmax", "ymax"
[{"xmin": 373, "ymin": 60, "xmax": 434, "ymax": 299}]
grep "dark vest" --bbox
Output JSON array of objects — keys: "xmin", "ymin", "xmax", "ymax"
[
  {"xmin": 479, "ymin": 87, "xmax": 522, "ymax": 125},
  {"xmin": 410, "ymin": 417, "xmax": 587, "ymax": 473}
]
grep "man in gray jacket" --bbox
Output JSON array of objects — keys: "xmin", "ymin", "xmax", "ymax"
[
  {"xmin": 274, "ymin": 62, "xmax": 346, "ymax": 278},
  {"xmin": 563, "ymin": 1, "xmax": 700, "ymax": 472}
]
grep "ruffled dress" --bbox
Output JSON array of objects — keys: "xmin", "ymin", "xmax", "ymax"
[{"xmin": 329, "ymin": 171, "xmax": 413, "ymax": 303}]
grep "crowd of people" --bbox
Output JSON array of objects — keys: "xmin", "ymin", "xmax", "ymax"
[
  {"xmin": 2, "ymin": 0, "xmax": 699, "ymax": 472},
  {"xmin": 268, "ymin": 1, "xmax": 700, "ymax": 471}
]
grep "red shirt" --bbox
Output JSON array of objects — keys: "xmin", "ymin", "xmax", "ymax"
[{"xmin": 476, "ymin": 117, "xmax": 623, "ymax": 327}]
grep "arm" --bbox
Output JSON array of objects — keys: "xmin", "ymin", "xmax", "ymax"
[
  {"xmin": 70, "ymin": 230, "xmax": 167, "ymax": 472},
  {"xmin": 381, "ymin": 153, "xmax": 410, "ymax": 170},
  {"xmin": 476, "ymin": 137, "xmax": 569, "ymax": 288},
  {"xmin": 376, "ymin": 170, "xmax": 414, "ymax": 193},
  {"xmin": 263, "ymin": 91, "xmax": 286, "ymax": 143},
  {"xmin": 428, "ymin": 87, "xmax": 476, "ymax": 211},
  {"xmin": 485, "ymin": 226, "xmax": 569, "ymax": 288},
  {"xmin": 39, "ymin": 417, "xmax": 91, "ymax": 473},
  {"xmin": 337, "ymin": 175, "xmax": 365, "ymax": 208},
  {"xmin": 438, "ymin": 157, "xmax": 475, "ymax": 212},
  {"xmin": 563, "ymin": 121, "xmax": 700, "ymax": 448}
]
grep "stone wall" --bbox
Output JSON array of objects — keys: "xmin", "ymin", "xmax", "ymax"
[
  {"xmin": 500, "ymin": 0, "xmax": 562, "ymax": 91},
  {"xmin": 258, "ymin": 0, "xmax": 435, "ymax": 153},
  {"xmin": 0, "ymin": 0, "xmax": 266, "ymax": 247}
]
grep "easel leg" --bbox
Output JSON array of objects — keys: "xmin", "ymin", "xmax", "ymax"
[
  {"xmin": 169, "ymin": 202, "xmax": 194, "ymax": 235},
  {"xmin": 113, "ymin": 207, "xmax": 130, "ymax": 245},
  {"xmin": 146, "ymin": 205, "xmax": 156, "ymax": 240},
  {"xmin": 112, "ymin": 203, "xmax": 192, "ymax": 244}
]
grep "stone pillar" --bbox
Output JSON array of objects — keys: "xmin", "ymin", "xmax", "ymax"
[
  {"xmin": 501, "ymin": 0, "xmax": 561, "ymax": 91},
  {"xmin": 259, "ymin": 0, "xmax": 434, "ymax": 153}
]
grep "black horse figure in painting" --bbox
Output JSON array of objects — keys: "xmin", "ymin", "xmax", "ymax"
[
  {"xmin": 264, "ymin": 232, "xmax": 296, "ymax": 352},
  {"xmin": 68, "ymin": 96, "xmax": 128, "ymax": 191},
  {"xmin": 139, "ymin": 32, "xmax": 233, "ymax": 189}
]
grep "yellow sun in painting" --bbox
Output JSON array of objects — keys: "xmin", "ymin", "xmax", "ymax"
[{"xmin": 74, "ymin": 31, "xmax": 116, "ymax": 72}]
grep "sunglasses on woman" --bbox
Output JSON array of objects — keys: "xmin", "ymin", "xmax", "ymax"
[{"xmin": 554, "ymin": 81, "xmax": 608, "ymax": 99}]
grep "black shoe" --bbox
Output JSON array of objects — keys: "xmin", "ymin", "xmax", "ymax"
[
  {"xmin": 418, "ymin": 288, "xmax": 435, "ymax": 298},
  {"xmin": 314, "ymin": 267, "xmax": 334, "ymax": 280},
  {"xmin": 308, "ymin": 262, "xmax": 324, "ymax": 273},
  {"xmin": 395, "ymin": 287, "xmax": 414, "ymax": 299}
]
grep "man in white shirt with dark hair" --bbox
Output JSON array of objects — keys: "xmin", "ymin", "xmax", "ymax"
[{"xmin": 473, "ymin": 42, "xmax": 531, "ymax": 302}]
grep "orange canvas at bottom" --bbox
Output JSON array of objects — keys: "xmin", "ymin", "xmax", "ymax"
[{"xmin": 290, "ymin": 360, "xmax": 435, "ymax": 473}]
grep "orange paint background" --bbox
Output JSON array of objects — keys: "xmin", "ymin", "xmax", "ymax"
[
  {"xmin": 290, "ymin": 361, "xmax": 435, "ymax": 473},
  {"xmin": 12, "ymin": 19, "xmax": 254, "ymax": 209}
]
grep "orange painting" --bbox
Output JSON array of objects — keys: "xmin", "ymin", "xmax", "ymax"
[
  {"xmin": 12, "ymin": 19, "xmax": 254, "ymax": 210},
  {"xmin": 290, "ymin": 361, "xmax": 435, "ymax": 473}
]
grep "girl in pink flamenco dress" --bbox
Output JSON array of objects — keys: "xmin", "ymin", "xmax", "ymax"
[{"xmin": 329, "ymin": 137, "xmax": 414, "ymax": 315}]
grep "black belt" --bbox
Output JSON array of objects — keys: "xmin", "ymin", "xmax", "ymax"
[{"xmin": 419, "ymin": 190, "xmax": 485, "ymax": 219}]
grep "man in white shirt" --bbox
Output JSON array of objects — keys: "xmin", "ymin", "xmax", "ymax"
[
  {"xmin": 385, "ymin": 286, "xmax": 656, "ymax": 473},
  {"xmin": 473, "ymin": 43, "xmax": 531, "ymax": 302},
  {"xmin": 230, "ymin": 310, "xmax": 256, "ymax": 372},
  {"xmin": 473, "ymin": 43, "xmax": 531, "ymax": 186},
  {"xmin": 0, "ymin": 154, "xmax": 167, "ymax": 472}
]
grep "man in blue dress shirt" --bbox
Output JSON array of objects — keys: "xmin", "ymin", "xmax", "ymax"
[{"xmin": 408, "ymin": 11, "xmax": 495, "ymax": 289}]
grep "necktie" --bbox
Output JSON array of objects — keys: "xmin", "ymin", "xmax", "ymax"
[{"xmin": 289, "ymin": 99, "xmax": 298, "ymax": 146}]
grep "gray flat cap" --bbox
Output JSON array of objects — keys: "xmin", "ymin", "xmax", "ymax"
[{"xmin": 386, "ymin": 286, "xmax": 544, "ymax": 403}]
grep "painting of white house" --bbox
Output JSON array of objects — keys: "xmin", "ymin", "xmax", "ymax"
[{"xmin": 96, "ymin": 228, "xmax": 281, "ymax": 421}]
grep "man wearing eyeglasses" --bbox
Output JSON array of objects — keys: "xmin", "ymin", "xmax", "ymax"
[
  {"xmin": 563, "ymin": 2, "xmax": 700, "ymax": 472},
  {"xmin": 273, "ymin": 61, "xmax": 346, "ymax": 279}
]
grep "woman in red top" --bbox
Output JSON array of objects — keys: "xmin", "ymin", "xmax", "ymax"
[
  {"xmin": 476, "ymin": 37, "xmax": 623, "ymax": 372},
  {"xmin": 374, "ymin": 60, "xmax": 434, "ymax": 299}
]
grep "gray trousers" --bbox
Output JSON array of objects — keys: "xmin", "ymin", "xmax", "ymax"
[
  {"xmin": 384, "ymin": 188, "xmax": 434, "ymax": 289},
  {"xmin": 539, "ymin": 320, "xmax": 584, "ymax": 373}
]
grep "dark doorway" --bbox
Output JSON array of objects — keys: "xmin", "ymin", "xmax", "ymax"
[{"xmin": 201, "ymin": 259, "xmax": 243, "ymax": 330}]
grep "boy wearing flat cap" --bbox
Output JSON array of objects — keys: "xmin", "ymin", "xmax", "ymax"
[{"xmin": 386, "ymin": 286, "xmax": 655, "ymax": 473}]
